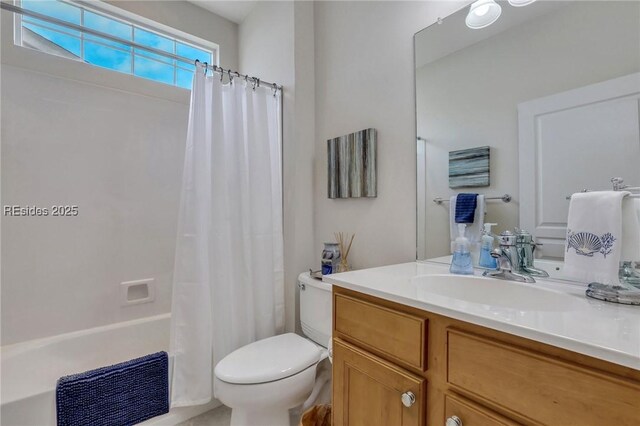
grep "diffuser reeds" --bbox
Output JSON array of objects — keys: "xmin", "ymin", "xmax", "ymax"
[{"xmin": 334, "ymin": 232, "xmax": 355, "ymax": 272}]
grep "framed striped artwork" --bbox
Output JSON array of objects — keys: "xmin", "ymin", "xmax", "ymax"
[
  {"xmin": 327, "ymin": 128, "xmax": 377, "ymax": 199},
  {"xmin": 449, "ymin": 146, "xmax": 490, "ymax": 188}
]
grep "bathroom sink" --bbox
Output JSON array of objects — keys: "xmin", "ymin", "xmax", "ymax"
[{"xmin": 411, "ymin": 274, "xmax": 582, "ymax": 311}]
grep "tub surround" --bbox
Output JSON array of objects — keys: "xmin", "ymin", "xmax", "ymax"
[
  {"xmin": 0, "ymin": 314, "xmax": 219, "ymax": 426},
  {"xmin": 323, "ymin": 261, "xmax": 640, "ymax": 370}
]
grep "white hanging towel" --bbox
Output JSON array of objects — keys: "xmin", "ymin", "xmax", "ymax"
[
  {"xmin": 564, "ymin": 191, "xmax": 629, "ymax": 284},
  {"xmin": 621, "ymin": 197, "xmax": 640, "ymax": 262},
  {"xmin": 449, "ymin": 194, "xmax": 485, "ymax": 253}
]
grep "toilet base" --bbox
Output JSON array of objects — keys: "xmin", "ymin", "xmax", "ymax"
[
  {"xmin": 215, "ymin": 364, "xmax": 318, "ymax": 426},
  {"xmin": 230, "ymin": 408, "xmax": 290, "ymax": 426}
]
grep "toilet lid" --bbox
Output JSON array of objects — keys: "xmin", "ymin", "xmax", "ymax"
[{"xmin": 215, "ymin": 333, "xmax": 322, "ymax": 384}]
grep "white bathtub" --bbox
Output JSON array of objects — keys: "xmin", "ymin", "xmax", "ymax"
[{"xmin": 0, "ymin": 314, "xmax": 219, "ymax": 426}]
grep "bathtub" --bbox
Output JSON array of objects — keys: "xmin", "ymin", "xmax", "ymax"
[{"xmin": 0, "ymin": 314, "xmax": 219, "ymax": 426}]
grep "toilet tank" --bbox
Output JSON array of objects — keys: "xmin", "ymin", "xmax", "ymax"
[{"xmin": 298, "ymin": 272, "xmax": 332, "ymax": 348}]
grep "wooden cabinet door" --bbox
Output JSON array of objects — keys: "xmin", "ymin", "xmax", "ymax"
[{"xmin": 332, "ymin": 339, "xmax": 426, "ymax": 426}]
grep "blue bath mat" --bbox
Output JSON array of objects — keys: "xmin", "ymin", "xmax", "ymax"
[{"xmin": 56, "ymin": 351, "xmax": 169, "ymax": 426}]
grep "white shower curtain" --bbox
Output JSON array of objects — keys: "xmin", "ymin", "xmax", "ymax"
[{"xmin": 170, "ymin": 64, "xmax": 284, "ymax": 407}]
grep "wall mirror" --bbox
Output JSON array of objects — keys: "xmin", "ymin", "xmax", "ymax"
[{"xmin": 414, "ymin": 0, "xmax": 640, "ymax": 280}]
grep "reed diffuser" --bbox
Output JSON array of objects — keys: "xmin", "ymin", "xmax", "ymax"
[{"xmin": 334, "ymin": 232, "xmax": 355, "ymax": 273}]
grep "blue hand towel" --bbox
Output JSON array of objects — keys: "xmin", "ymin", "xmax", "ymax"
[
  {"xmin": 56, "ymin": 351, "xmax": 169, "ymax": 426},
  {"xmin": 455, "ymin": 193, "xmax": 478, "ymax": 223}
]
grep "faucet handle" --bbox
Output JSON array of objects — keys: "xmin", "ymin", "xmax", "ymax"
[
  {"xmin": 490, "ymin": 249, "xmax": 513, "ymax": 272},
  {"xmin": 498, "ymin": 231, "xmax": 517, "ymax": 246}
]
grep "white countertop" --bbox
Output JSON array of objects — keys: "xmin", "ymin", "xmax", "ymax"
[{"xmin": 323, "ymin": 261, "xmax": 640, "ymax": 371}]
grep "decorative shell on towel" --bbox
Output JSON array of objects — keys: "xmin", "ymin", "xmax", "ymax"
[{"xmin": 566, "ymin": 230, "xmax": 616, "ymax": 258}]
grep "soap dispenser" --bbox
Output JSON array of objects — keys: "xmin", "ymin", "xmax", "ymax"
[
  {"xmin": 479, "ymin": 223, "xmax": 498, "ymax": 269},
  {"xmin": 450, "ymin": 224, "xmax": 474, "ymax": 275}
]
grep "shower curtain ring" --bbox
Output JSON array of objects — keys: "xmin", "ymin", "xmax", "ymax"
[
  {"xmin": 272, "ymin": 83, "xmax": 278, "ymax": 97},
  {"xmin": 228, "ymin": 69, "xmax": 233, "ymax": 85},
  {"xmin": 252, "ymin": 77, "xmax": 258, "ymax": 91},
  {"xmin": 220, "ymin": 67, "xmax": 224, "ymax": 82},
  {"xmin": 203, "ymin": 62, "xmax": 208, "ymax": 76}
]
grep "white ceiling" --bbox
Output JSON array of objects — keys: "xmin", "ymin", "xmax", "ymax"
[
  {"xmin": 415, "ymin": 0, "xmax": 568, "ymax": 69},
  {"xmin": 189, "ymin": 1, "xmax": 257, "ymax": 24}
]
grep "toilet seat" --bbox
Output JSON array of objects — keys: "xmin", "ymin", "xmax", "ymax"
[{"xmin": 215, "ymin": 333, "xmax": 322, "ymax": 385}]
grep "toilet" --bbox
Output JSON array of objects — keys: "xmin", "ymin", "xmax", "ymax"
[{"xmin": 214, "ymin": 272, "xmax": 332, "ymax": 426}]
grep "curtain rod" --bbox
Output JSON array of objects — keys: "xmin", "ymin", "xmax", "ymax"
[
  {"xmin": 195, "ymin": 60, "xmax": 282, "ymax": 92},
  {"xmin": 0, "ymin": 2, "xmax": 283, "ymax": 92}
]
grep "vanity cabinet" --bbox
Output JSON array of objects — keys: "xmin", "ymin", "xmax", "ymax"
[
  {"xmin": 332, "ymin": 340, "xmax": 426, "ymax": 426},
  {"xmin": 332, "ymin": 287, "xmax": 640, "ymax": 426}
]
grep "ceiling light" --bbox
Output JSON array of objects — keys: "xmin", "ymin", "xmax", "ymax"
[
  {"xmin": 466, "ymin": 0, "xmax": 502, "ymax": 29},
  {"xmin": 508, "ymin": 0, "xmax": 537, "ymax": 7}
]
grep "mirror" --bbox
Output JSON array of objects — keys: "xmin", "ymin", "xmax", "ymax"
[{"xmin": 415, "ymin": 1, "xmax": 640, "ymax": 280}]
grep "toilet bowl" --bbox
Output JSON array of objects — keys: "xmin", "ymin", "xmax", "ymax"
[{"xmin": 214, "ymin": 273, "xmax": 332, "ymax": 426}]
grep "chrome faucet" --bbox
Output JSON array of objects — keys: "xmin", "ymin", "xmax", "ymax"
[
  {"xmin": 483, "ymin": 248, "xmax": 536, "ymax": 283},
  {"xmin": 516, "ymin": 230, "xmax": 549, "ymax": 278},
  {"xmin": 496, "ymin": 230, "xmax": 521, "ymax": 272},
  {"xmin": 482, "ymin": 229, "xmax": 548, "ymax": 282}
]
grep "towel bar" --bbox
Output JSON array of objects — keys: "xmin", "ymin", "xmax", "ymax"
[
  {"xmin": 433, "ymin": 194, "xmax": 511, "ymax": 205},
  {"xmin": 566, "ymin": 177, "xmax": 640, "ymax": 200}
]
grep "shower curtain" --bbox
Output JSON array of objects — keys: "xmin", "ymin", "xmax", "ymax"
[{"xmin": 170, "ymin": 64, "xmax": 284, "ymax": 407}]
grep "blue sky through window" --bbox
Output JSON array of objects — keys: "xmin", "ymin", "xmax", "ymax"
[
  {"xmin": 23, "ymin": 0, "xmax": 79, "ymax": 24},
  {"xmin": 20, "ymin": 0, "xmax": 214, "ymax": 89}
]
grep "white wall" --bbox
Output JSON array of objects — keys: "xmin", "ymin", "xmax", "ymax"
[
  {"xmin": 416, "ymin": 1, "xmax": 640, "ymax": 260},
  {"xmin": 239, "ymin": 1, "xmax": 316, "ymax": 333},
  {"xmin": 313, "ymin": 1, "xmax": 466, "ymax": 269},
  {"xmin": 1, "ymin": 2, "xmax": 238, "ymax": 345},
  {"xmin": 290, "ymin": 2, "xmax": 316, "ymax": 333}
]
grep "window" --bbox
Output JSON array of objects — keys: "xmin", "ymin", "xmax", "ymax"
[{"xmin": 15, "ymin": 0, "xmax": 216, "ymax": 89}]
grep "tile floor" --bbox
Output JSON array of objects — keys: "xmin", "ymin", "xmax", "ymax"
[
  {"xmin": 176, "ymin": 405, "xmax": 302, "ymax": 426},
  {"xmin": 175, "ymin": 405, "xmax": 230, "ymax": 426}
]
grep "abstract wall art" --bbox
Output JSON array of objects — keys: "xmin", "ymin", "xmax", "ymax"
[
  {"xmin": 327, "ymin": 128, "xmax": 377, "ymax": 199},
  {"xmin": 449, "ymin": 146, "xmax": 490, "ymax": 188}
]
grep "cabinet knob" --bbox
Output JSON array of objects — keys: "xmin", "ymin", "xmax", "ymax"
[
  {"xmin": 446, "ymin": 415, "xmax": 462, "ymax": 426},
  {"xmin": 401, "ymin": 391, "xmax": 416, "ymax": 407}
]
